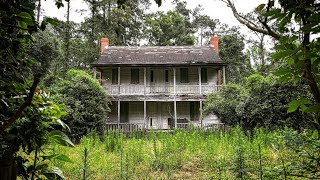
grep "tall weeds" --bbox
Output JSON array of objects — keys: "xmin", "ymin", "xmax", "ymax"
[{"xmin": 49, "ymin": 127, "xmax": 315, "ymax": 179}]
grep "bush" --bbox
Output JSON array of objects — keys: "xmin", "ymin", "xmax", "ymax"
[
  {"xmin": 53, "ymin": 69, "xmax": 110, "ymax": 142},
  {"xmin": 204, "ymin": 74, "xmax": 313, "ymax": 131}
]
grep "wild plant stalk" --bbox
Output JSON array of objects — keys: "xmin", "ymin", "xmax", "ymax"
[
  {"xmin": 258, "ymin": 143, "xmax": 263, "ymax": 180},
  {"xmin": 119, "ymin": 140, "xmax": 123, "ymax": 180},
  {"xmin": 125, "ymin": 153, "xmax": 129, "ymax": 180},
  {"xmin": 280, "ymin": 153, "xmax": 287, "ymax": 180},
  {"xmin": 82, "ymin": 147, "xmax": 88, "ymax": 180}
]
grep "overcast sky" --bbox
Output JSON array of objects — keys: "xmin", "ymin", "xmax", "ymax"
[{"xmin": 42, "ymin": 0, "xmax": 265, "ymax": 29}]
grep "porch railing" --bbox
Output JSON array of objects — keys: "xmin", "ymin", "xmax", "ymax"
[
  {"xmin": 102, "ymin": 83, "xmax": 222, "ymax": 95},
  {"xmin": 105, "ymin": 122, "xmax": 226, "ymax": 132},
  {"xmin": 105, "ymin": 123, "xmax": 144, "ymax": 132}
]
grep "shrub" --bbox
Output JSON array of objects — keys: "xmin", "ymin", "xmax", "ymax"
[{"xmin": 53, "ymin": 69, "xmax": 110, "ymax": 142}]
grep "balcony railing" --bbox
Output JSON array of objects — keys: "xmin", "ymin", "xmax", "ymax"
[{"xmin": 102, "ymin": 82, "xmax": 222, "ymax": 95}]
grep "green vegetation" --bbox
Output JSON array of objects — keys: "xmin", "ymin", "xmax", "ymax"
[
  {"xmin": 205, "ymin": 74, "xmax": 314, "ymax": 131},
  {"xmin": 49, "ymin": 128, "xmax": 320, "ymax": 179},
  {"xmin": 46, "ymin": 69, "xmax": 111, "ymax": 142}
]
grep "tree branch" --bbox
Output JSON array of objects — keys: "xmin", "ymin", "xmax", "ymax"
[
  {"xmin": 224, "ymin": 0, "xmax": 281, "ymax": 40},
  {"xmin": 0, "ymin": 75, "xmax": 41, "ymax": 134}
]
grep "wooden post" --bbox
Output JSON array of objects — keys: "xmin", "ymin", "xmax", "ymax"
[
  {"xmin": 144, "ymin": 100, "xmax": 146, "ymax": 129},
  {"xmin": 117, "ymin": 100, "xmax": 120, "ymax": 130},
  {"xmin": 118, "ymin": 67, "xmax": 120, "ymax": 95},
  {"xmin": 174, "ymin": 100, "xmax": 177, "ymax": 128},
  {"xmin": 173, "ymin": 67, "xmax": 176, "ymax": 95},
  {"xmin": 200, "ymin": 101, "xmax": 203, "ymax": 128},
  {"xmin": 144, "ymin": 67, "xmax": 146, "ymax": 95},
  {"xmin": 223, "ymin": 66, "xmax": 226, "ymax": 85},
  {"xmin": 198, "ymin": 67, "xmax": 201, "ymax": 94},
  {"xmin": 100, "ymin": 70, "xmax": 103, "ymax": 85},
  {"xmin": 93, "ymin": 67, "xmax": 96, "ymax": 79}
]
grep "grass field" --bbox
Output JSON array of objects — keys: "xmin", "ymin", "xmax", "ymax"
[{"xmin": 48, "ymin": 128, "xmax": 317, "ymax": 179}]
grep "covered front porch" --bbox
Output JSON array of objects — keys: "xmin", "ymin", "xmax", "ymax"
[{"xmin": 107, "ymin": 101, "xmax": 205, "ymax": 130}]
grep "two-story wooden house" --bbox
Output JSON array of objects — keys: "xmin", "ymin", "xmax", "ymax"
[{"xmin": 92, "ymin": 36, "xmax": 227, "ymax": 131}]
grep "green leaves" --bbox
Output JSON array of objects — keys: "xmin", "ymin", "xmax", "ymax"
[
  {"xmin": 17, "ymin": 12, "xmax": 34, "ymax": 26},
  {"xmin": 43, "ymin": 166, "xmax": 65, "ymax": 179},
  {"xmin": 287, "ymin": 99, "xmax": 311, "ymax": 113},
  {"xmin": 47, "ymin": 130, "xmax": 75, "ymax": 147},
  {"xmin": 255, "ymin": 4, "xmax": 266, "ymax": 12},
  {"xmin": 42, "ymin": 154, "xmax": 73, "ymax": 163}
]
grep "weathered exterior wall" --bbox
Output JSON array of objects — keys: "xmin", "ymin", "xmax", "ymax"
[{"xmin": 107, "ymin": 101, "xmax": 207, "ymax": 129}]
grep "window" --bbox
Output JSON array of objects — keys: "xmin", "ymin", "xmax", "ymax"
[
  {"xmin": 165, "ymin": 70, "xmax": 169, "ymax": 82},
  {"xmin": 201, "ymin": 68, "xmax": 208, "ymax": 83},
  {"xmin": 180, "ymin": 68, "xmax": 189, "ymax": 83},
  {"xmin": 112, "ymin": 68, "xmax": 118, "ymax": 84},
  {"xmin": 131, "ymin": 68, "xmax": 139, "ymax": 84},
  {"xmin": 150, "ymin": 70, "xmax": 154, "ymax": 83}
]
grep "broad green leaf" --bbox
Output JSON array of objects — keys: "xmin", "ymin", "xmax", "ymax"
[
  {"xmin": 303, "ymin": 104, "xmax": 320, "ymax": 113},
  {"xmin": 312, "ymin": 129, "xmax": 319, "ymax": 139},
  {"xmin": 54, "ymin": 154, "xmax": 73, "ymax": 163},
  {"xmin": 45, "ymin": 18, "xmax": 59, "ymax": 26},
  {"xmin": 56, "ymin": 119, "xmax": 71, "ymax": 132},
  {"xmin": 288, "ymin": 99, "xmax": 312, "ymax": 113},
  {"xmin": 18, "ymin": 12, "xmax": 34, "ymax": 25},
  {"xmin": 43, "ymin": 166, "xmax": 65, "ymax": 179},
  {"xmin": 42, "ymin": 154, "xmax": 73, "ymax": 163},
  {"xmin": 272, "ymin": 49, "xmax": 295, "ymax": 59},
  {"xmin": 47, "ymin": 130, "xmax": 75, "ymax": 147},
  {"xmin": 262, "ymin": 8, "xmax": 281, "ymax": 17},
  {"xmin": 255, "ymin": 4, "xmax": 266, "ymax": 12},
  {"xmin": 287, "ymin": 100, "xmax": 301, "ymax": 113}
]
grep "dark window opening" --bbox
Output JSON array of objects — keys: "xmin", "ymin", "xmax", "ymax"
[
  {"xmin": 150, "ymin": 70, "xmax": 154, "ymax": 83},
  {"xmin": 120, "ymin": 102, "xmax": 129, "ymax": 123},
  {"xmin": 201, "ymin": 68, "xmax": 208, "ymax": 83},
  {"xmin": 131, "ymin": 68, "xmax": 139, "ymax": 84},
  {"xmin": 165, "ymin": 70, "xmax": 169, "ymax": 82},
  {"xmin": 112, "ymin": 68, "xmax": 118, "ymax": 84},
  {"xmin": 180, "ymin": 68, "xmax": 189, "ymax": 83},
  {"xmin": 190, "ymin": 102, "xmax": 200, "ymax": 121},
  {"xmin": 150, "ymin": 118, "xmax": 153, "ymax": 126}
]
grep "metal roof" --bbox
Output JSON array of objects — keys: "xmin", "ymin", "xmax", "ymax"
[{"xmin": 93, "ymin": 46, "xmax": 226, "ymax": 67}]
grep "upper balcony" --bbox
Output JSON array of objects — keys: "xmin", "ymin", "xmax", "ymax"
[
  {"xmin": 98, "ymin": 66, "xmax": 225, "ymax": 97},
  {"xmin": 102, "ymin": 84, "xmax": 222, "ymax": 96}
]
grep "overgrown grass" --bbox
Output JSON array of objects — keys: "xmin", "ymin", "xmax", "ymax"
[{"xmin": 49, "ymin": 127, "xmax": 318, "ymax": 179}]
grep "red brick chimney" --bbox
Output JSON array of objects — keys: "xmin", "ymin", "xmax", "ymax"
[
  {"xmin": 100, "ymin": 37, "xmax": 109, "ymax": 54},
  {"xmin": 210, "ymin": 35, "xmax": 219, "ymax": 55}
]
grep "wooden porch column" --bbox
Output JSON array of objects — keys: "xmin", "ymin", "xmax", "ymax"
[
  {"xmin": 144, "ymin": 100, "xmax": 146, "ymax": 129},
  {"xmin": 144, "ymin": 67, "xmax": 146, "ymax": 95},
  {"xmin": 200, "ymin": 100, "xmax": 203, "ymax": 128},
  {"xmin": 174, "ymin": 100, "xmax": 177, "ymax": 128},
  {"xmin": 93, "ymin": 67, "xmax": 96, "ymax": 79},
  {"xmin": 117, "ymin": 100, "xmax": 120, "ymax": 129},
  {"xmin": 173, "ymin": 67, "xmax": 176, "ymax": 95},
  {"xmin": 223, "ymin": 66, "xmax": 226, "ymax": 85},
  {"xmin": 198, "ymin": 67, "xmax": 202, "ymax": 94},
  {"xmin": 100, "ymin": 70, "xmax": 103, "ymax": 85},
  {"xmin": 118, "ymin": 67, "xmax": 121, "ymax": 95}
]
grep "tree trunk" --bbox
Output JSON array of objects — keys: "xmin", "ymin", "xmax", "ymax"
[{"xmin": 0, "ymin": 151, "xmax": 17, "ymax": 180}]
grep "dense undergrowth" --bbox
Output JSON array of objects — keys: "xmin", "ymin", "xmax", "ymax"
[{"xmin": 47, "ymin": 128, "xmax": 320, "ymax": 179}]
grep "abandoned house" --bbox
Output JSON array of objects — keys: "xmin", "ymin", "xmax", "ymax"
[{"xmin": 92, "ymin": 36, "xmax": 227, "ymax": 131}]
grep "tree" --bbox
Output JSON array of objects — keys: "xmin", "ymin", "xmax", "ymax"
[
  {"xmin": 219, "ymin": 33, "xmax": 253, "ymax": 83},
  {"xmin": 221, "ymin": 0, "xmax": 320, "ymax": 107},
  {"xmin": 144, "ymin": 11, "xmax": 195, "ymax": 45},
  {"xmin": 51, "ymin": 69, "xmax": 110, "ymax": 142}
]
